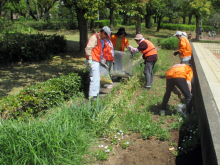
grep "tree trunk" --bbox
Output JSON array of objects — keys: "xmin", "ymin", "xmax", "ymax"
[
  {"xmin": 196, "ymin": 15, "xmax": 200, "ymax": 40},
  {"xmin": 75, "ymin": 5, "xmax": 88, "ymax": 52},
  {"xmin": 169, "ymin": 16, "xmax": 172, "ymax": 23},
  {"xmin": 0, "ymin": 2, "xmax": 2, "ymax": 17},
  {"xmin": 0, "ymin": 0, "xmax": 7, "ymax": 17},
  {"xmin": 110, "ymin": 7, "xmax": 114, "ymax": 28},
  {"xmin": 136, "ymin": 6, "xmax": 141, "ymax": 34},
  {"xmin": 188, "ymin": 14, "xmax": 192, "ymax": 24},
  {"xmin": 35, "ymin": 3, "xmax": 40, "ymax": 21},
  {"xmin": 11, "ymin": 10, "xmax": 14, "ymax": 23},
  {"xmin": 44, "ymin": 7, "xmax": 50, "ymax": 22},
  {"xmin": 182, "ymin": 16, "xmax": 185, "ymax": 24},
  {"xmin": 90, "ymin": 19, "xmax": 94, "ymax": 31},
  {"xmin": 154, "ymin": 16, "xmax": 157, "ymax": 23},
  {"xmin": 136, "ymin": 15, "xmax": 141, "ymax": 34},
  {"xmin": 27, "ymin": 0, "xmax": 37, "ymax": 21},
  {"xmin": 156, "ymin": 14, "xmax": 162, "ymax": 32},
  {"xmin": 122, "ymin": 13, "xmax": 128, "ymax": 25},
  {"xmin": 145, "ymin": 14, "xmax": 151, "ymax": 28}
]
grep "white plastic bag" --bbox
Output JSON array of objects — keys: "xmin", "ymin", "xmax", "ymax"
[
  {"xmin": 176, "ymin": 104, "xmax": 186, "ymax": 115},
  {"xmin": 112, "ymin": 51, "xmax": 132, "ymax": 77}
]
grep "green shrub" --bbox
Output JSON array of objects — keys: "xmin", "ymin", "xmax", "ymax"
[
  {"xmin": 160, "ymin": 23, "xmax": 212, "ymax": 32},
  {"xmin": 18, "ymin": 21, "xmax": 78, "ymax": 31},
  {"xmin": 1, "ymin": 23, "xmax": 36, "ymax": 34},
  {"xmin": 0, "ymin": 33, "xmax": 67, "ymax": 64},
  {"xmin": 160, "ymin": 37, "xmax": 179, "ymax": 50},
  {"xmin": 0, "ymin": 73, "xmax": 82, "ymax": 119},
  {"xmin": 150, "ymin": 38, "xmax": 161, "ymax": 47}
]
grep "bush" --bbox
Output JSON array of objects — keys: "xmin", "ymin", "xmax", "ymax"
[
  {"xmin": 160, "ymin": 23, "xmax": 212, "ymax": 32},
  {"xmin": 150, "ymin": 38, "xmax": 161, "ymax": 47},
  {"xmin": 17, "ymin": 20, "xmax": 78, "ymax": 31},
  {"xmin": 0, "ymin": 33, "xmax": 67, "ymax": 64},
  {"xmin": 160, "ymin": 37, "xmax": 179, "ymax": 50},
  {"xmin": 0, "ymin": 73, "xmax": 82, "ymax": 119}
]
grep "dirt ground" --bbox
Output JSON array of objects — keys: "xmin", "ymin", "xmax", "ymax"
[
  {"xmin": 93, "ymin": 130, "xmax": 202, "ymax": 165},
  {"xmin": 91, "ymin": 55, "xmax": 203, "ymax": 165}
]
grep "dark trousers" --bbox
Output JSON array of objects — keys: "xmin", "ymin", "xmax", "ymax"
[
  {"xmin": 161, "ymin": 78, "xmax": 192, "ymax": 113},
  {"xmin": 144, "ymin": 61, "xmax": 156, "ymax": 88}
]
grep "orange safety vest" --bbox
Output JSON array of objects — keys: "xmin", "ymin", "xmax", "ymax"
[
  {"xmin": 103, "ymin": 40, "xmax": 114, "ymax": 61},
  {"xmin": 178, "ymin": 37, "xmax": 192, "ymax": 58},
  {"xmin": 85, "ymin": 33, "xmax": 102, "ymax": 62},
  {"xmin": 165, "ymin": 64, "xmax": 193, "ymax": 81},
  {"xmin": 141, "ymin": 40, "xmax": 157, "ymax": 58},
  {"xmin": 111, "ymin": 34, "xmax": 129, "ymax": 52}
]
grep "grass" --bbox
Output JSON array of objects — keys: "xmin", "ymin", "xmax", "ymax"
[
  {"xmin": 0, "ymin": 27, "xmax": 201, "ymax": 163},
  {"xmin": 0, "ymin": 96, "xmax": 112, "ymax": 164},
  {"xmin": 0, "ymin": 47, "xmax": 200, "ymax": 164}
]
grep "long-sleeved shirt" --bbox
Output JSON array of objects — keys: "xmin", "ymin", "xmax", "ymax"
[
  {"xmin": 129, "ymin": 38, "xmax": 158, "ymax": 61},
  {"xmin": 85, "ymin": 33, "xmax": 101, "ymax": 60}
]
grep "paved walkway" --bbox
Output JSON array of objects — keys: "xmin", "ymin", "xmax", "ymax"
[{"xmin": 192, "ymin": 43, "xmax": 220, "ymax": 113}]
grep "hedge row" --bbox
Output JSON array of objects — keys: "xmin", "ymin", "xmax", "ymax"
[
  {"xmin": 160, "ymin": 23, "xmax": 213, "ymax": 32},
  {"xmin": 0, "ymin": 73, "xmax": 83, "ymax": 119},
  {"xmin": 22, "ymin": 21, "xmax": 78, "ymax": 31},
  {"xmin": 0, "ymin": 33, "xmax": 67, "ymax": 64}
]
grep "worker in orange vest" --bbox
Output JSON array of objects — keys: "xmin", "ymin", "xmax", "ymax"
[
  {"xmin": 101, "ymin": 38, "xmax": 114, "ymax": 74},
  {"xmin": 111, "ymin": 27, "xmax": 130, "ymax": 52},
  {"xmin": 160, "ymin": 64, "xmax": 193, "ymax": 115},
  {"xmin": 173, "ymin": 31, "xmax": 192, "ymax": 65},
  {"xmin": 85, "ymin": 26, "xmax": 111, "ymax": 101},
  {"xmin": 110, "ymin": 28, "xmax": 131, "ymax": 73},
  {"xmin": 128, "ymin": 34, "xmax": 158, "ymax": 90},
  {"xmin": 100, "ymin": 37, "xmax": 114, "ymax": 88}
]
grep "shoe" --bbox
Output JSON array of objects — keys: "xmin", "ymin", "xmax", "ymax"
[
  {"xmin": 176, "ymin": 104, "xmax": 186, "ymax": 115},
  {"xmin": 160, "ymin": 110, "xmax": 165, "ymax": 116},
  {"xmin": 142, "ymin": 87, "xmax": 150, "ymax": 91},
  {"xmin": 107, "ymin": 84, "xmax": 113, "ymax": 88},
  {"xmin": 91, "ymin": 96, "xmax": 97, "ymax": 101}
]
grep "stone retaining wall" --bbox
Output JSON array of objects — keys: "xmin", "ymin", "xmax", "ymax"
[{"xmin": 191, "ymin": 43, "xmax": 220, "ymax": 165}]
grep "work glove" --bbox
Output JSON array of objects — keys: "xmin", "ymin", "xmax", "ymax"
[
  {"xmin": 88, "ymin": 59, "xmax": 92, "ymax": 67},
  {"xmin": 100, "ymin": 58, "xmax": 106, "ymax": 64},
  {"xmin": 173, "ymin": 51, "xmax": 179, "ymax": 56},
  {"xmin": 127, "ymin": 45, "xmax": 131, "ymax": 52}
]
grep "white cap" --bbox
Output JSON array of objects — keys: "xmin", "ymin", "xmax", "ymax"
[
  {"xmin": 102, "ymin": 26, "xmax": 112, "ymax": 38},
  {"xmin": 182, "ymin": 32, "xmax": 187, "ymax": 37},
  {"xmin": 174, "ymin": 31, "xmax": 182, "ymax": 36}
]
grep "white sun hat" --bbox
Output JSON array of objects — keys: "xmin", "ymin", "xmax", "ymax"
[
  {"xmin": 174, "ymin": 31, "xmax": 182, "ymax": 36},
  {"xmin": 182, "ymin": 32, "xmax": 187, "ymax": 37}
]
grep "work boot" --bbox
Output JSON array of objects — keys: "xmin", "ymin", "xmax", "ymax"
[
  {"xmin": 91, "ymin": 96, "xmax": 97, "ymax": 101},
  {"xmin": 142, "ymin": 87, "xmax": 150, "ymax": 91},
  {"xmin": 160, "ymin": 110, "xmax": 165, "ymax": 116}
]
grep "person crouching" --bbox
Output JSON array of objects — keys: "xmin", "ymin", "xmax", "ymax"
[{"xmin": 160, "ymin": 64, "xmax": 193, "ymax": 115}]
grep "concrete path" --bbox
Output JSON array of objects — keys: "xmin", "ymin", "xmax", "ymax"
[{"xmin": 192, "ymin": 43, "xmax": 220, "ymax": 113}]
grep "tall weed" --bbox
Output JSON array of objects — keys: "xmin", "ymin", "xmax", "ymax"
[{"xmin": 0, "ymin": 99, "xmax": 108, "ymax": 164}]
